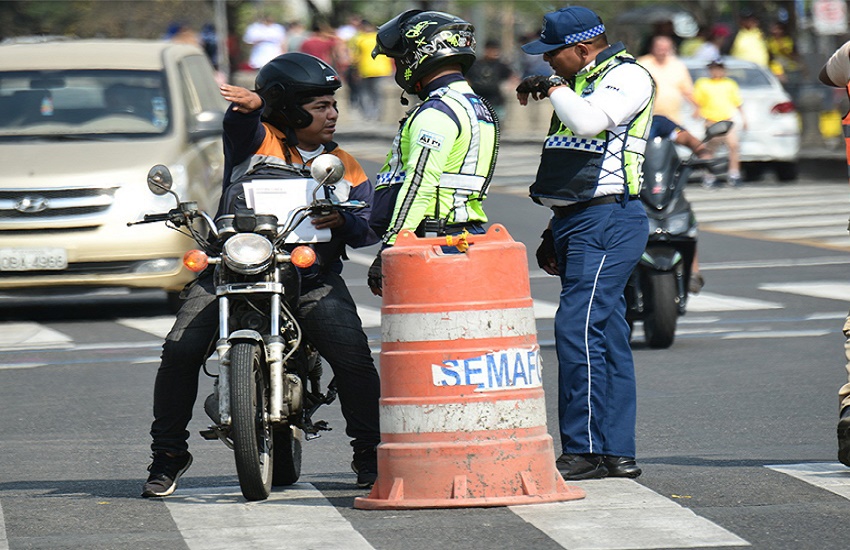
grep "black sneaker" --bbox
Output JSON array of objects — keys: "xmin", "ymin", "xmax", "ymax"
[
  {"xmin": 351, "ymin": 446, "xmax": 378, "ymax": 489},
  {"xmin": 838, "ymin": 408, "xmax": 850, "ymax": 467},
  {"xmin": 556, "ymin": 453, "xmax": 608, "ymax": 480},
  {"xmin": 142, "ymin": 451, "xmax": 193, "ymax": 498}
]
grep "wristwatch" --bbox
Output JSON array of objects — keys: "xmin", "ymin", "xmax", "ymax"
[{"xmin": 547, "ymin": 75, "xmax": 568, "ymax": 90}]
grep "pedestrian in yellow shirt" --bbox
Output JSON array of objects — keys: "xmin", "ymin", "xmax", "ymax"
[
  {"xmin": 349, "ymin": 20, "xmax": 393, "ymax": 120},
  {"xmin": 693, "ymin": 58, "xmax": 747, "ymax": 187}
]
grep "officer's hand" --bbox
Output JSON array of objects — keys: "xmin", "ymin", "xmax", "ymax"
[
  {"xmin": 367, "ymin": 253, "xmax": 383, "ymax": 296},
  {"xmin": 536, "ymin": 229, "xmax": 559, "ymax": 276},
  {"xmin": 517, "ymin": 75, "xmax": 567, "ymax": 105}
]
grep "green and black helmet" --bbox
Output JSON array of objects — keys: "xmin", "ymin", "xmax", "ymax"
[{"xmin": 372, "ymin": 10, "xmax": 476, "ymax": 94}]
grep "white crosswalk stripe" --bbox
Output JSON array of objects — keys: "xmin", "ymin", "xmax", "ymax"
[
  {"xmin": 0, "ymin": 502, "xmax": 8, "ymax": 550},
  {"xmin": 510, "ymin": 479, "xmax": 748, "ymax": 549},
  {"xmin": 687, "ymin": 184, "xmax": 850, "ymax": 250},
  {"xmin": 163, "ymin": 483, "xmax": 375, "ymax": 550},
  {"xmin": 765, "ymin": 463, "xmax": 850, "ymax": 500}
]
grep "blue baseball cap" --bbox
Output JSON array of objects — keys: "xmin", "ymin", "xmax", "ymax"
[{"xmin": 521, "ymin": 6, "xmax": 605, "ymax": 55}]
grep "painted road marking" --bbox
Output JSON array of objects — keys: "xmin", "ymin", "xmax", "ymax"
[
  {"xmin": 0, "ymin": 322, "xmax": 72, "ymax": 350},
  {"xmin": 759, "ymin": 281, "xmax": 850, "ymax": 301},
  {"xmin": 163, "ymin": 483, "xmax": 374, "ymax": 550},
  {"xmin": 117, "ymin": 316, "xmax": 174, "ymax": 339},
  {"xmin": 765, "ymin": 463, "xmax": 850, "ymax": 499},
  {"xmin": 0, "ymin": 501, "xmax": 8, "ymax": 550},
  {"xmin": 687, "ymin": 292, "xmax": 782, "ymax": 312},
  {"xmin": 510, "ymin": 478, "xmax": 748, "ymax": 549}
]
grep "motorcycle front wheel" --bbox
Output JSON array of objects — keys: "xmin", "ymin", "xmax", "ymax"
[
  {"xmin": 643, "ymin": 271, "xmax": 678, "ymax": 349},
  {"xmin": 230, "ymin": 341, "xmax": 273, "ymax": 501}
]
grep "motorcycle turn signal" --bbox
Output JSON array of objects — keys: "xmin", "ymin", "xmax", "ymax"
[
  {"xmin": 290, "ymin": 246, "xmax": 317, "ymax": 268},
  {"xmin": 183, "ymin": 249, "xmax": 209, "ymax": 272}
]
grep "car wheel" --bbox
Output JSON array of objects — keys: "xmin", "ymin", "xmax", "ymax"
[
  {"xmin": 741, "ymin": 162, "xmax": 765, "ymax": 182},
  {"xmin": 774, "ymin": 161, "xmax": 799, "ymax": 182}
]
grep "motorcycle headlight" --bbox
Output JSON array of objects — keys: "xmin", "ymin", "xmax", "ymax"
[
  {"xmin": 665, "ymin": 212, "xmax": 691, "ymax": 236},
  {"xmin": 222, "ymin": 233, "xmax": 273, "ymax": 275}
]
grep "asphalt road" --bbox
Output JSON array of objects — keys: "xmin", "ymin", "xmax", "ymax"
[{"xmin": 0, "ymin": 157, "xmax": 849, "ymax": 549}]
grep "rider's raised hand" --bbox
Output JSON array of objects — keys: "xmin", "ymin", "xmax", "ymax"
[{"xmin": 220, "ymin": 84, "xmax": 263, "ymax": 114}]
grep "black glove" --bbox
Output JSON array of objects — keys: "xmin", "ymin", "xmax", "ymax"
[
  {"xmin": 367, "ymin": 252, "xmax": 383, "ymax": 296},
  {"xmin": 516, "ymin": 75, "xmax": 567, "ymax": 97},
  {"xmin": 536, "ymin": 229, "xmax": 559, "ymax": 275}
]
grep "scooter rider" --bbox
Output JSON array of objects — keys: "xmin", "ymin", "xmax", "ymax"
[
  {"xmin": 366, "ymin": 9, "xmax": 499, "ymax": 295},
  {"xmin": 142, "ymin": 52, "xmax": 381, "ymax": 497},
  {"xmin": 517, "ymin": 6, "xmax": 654, "ymax": 480}
]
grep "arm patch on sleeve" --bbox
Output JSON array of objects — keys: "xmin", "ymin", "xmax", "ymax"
[{"xmin": 417, "ymin": 129, "xmax": 445, "ymax": 151}]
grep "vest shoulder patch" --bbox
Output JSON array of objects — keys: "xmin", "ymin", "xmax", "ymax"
[{"xmin": 417, "ymin": 129, "xmax": 445, "ymax": 151}]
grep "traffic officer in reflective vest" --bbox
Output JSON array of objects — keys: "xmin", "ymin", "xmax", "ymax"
[
  {"xmin": 817, "ymin": 39, "xmax": 850, "ymax": 468},
  {"xmin": 517, "ymin": 6, "xmax": 654, "ymax": 480},
  {"xmin": 366, "ymin": 9, "xmax": 499, "ymax": 295}
]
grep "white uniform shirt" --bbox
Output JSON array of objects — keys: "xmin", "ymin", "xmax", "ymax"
[
  {"xmin": 825, "ymin": 40, "xmax": 850, "ymax": 87},
  {"xmin": 543, "ymin": 58, "xmax": 653, "ymax": 203}
]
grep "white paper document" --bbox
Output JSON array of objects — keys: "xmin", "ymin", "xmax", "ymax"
[{"xmin": 242, "ymin": 178, "xmax": 331, "ymax": 243}]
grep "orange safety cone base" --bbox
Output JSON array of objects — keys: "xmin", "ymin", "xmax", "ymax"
[{"xmin": 353, "ymin": 437, "xmax": 586, "ymax": 510}]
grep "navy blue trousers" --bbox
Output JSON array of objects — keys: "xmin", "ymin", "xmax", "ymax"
[
  {"xmin": 550, "ymin": 198, "xmax": 648, "ymax": 457},
  {"xmin": 150, "ymin": 271, "xmax": 380, "ymax": 455}
]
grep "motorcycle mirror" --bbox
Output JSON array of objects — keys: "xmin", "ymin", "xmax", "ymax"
[
  {"xmin": 146, "ymin": 164, "xmax": 174, "ymax": 196},
  {"xmin": 704, "ymin": 120, "xmax": 733, "ymax": 141},
  {"xmin": 310, "ymin": 154, "xmax": 345, "ymax": 186}
]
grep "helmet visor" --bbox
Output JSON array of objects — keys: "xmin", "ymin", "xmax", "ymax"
[{"xmin": 372, "ymin": 9, "xmax": 424, "ymax": 58}]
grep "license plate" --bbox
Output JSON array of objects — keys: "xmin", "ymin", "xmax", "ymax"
[{"xmin": 0, "ymin": 248, "xmax": 68, "ymax": 271}]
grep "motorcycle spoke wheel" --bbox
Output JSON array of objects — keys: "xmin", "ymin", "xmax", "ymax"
[
  {"xmin": 643, "ymin": 271, "xmax": 678, "ymax": 349},
  {"xmin": 230, "ymin": 341, "xmax": 273, "ymax": 501}
]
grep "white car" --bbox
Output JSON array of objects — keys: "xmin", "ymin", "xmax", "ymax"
[
  {"xmin": 0, "ymin": 38, "xmax": 226, "ymax": 309},
  {"xmin": 681, "ymin": 57, "xmax": 800, "ymax": 182}
]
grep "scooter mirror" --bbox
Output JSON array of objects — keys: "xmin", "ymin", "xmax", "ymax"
[
  {"xmin": 146, "ymin": 164, "xmax": 174, "ymax": 196},
  {"xmin": 310, "ymin": 154, "xmax": 345, "ymax": 186},
  {"xmin": 705, "ymin": 120, "xmax": 733, "ymax": 140}
]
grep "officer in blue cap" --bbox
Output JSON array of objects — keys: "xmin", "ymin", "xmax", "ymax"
[{"xmin": 516, "ymin": 6, "xmax": 655, "ymax": 481}]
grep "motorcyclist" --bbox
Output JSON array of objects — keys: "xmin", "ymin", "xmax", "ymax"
[
  {"xmin": 142, "ymin": 52, "xmax": 381, "ymax": 498},
  {"xmin": 366, "ymin": 9, "xmax": 499, "ymax": 295}
]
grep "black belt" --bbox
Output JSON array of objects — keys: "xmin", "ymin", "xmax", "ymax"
[{"xmin": 551, "ymin": 195, "xmax": 638, "ymax": 218}]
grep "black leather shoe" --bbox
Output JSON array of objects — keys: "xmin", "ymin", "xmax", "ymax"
[
  {"xmin": 602, "ymin": 455, "xmax": 642, "ymax": 478},
  {"xmin": 556, "ymin": 453, "xmax": 608, "ymax": 480},
  {"xmin": 838, "ymin": 408, "xmax": 850, "ymax": 467}
]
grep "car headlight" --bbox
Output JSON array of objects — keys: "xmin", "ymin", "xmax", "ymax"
[{"xmin": 222, "ymin": 233, "xmax": 273, "ymax": 275}]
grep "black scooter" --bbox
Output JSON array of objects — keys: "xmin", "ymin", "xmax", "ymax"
[{"xmin": 626, "ymin": 121, "xmax": 731, "ymax": 348}]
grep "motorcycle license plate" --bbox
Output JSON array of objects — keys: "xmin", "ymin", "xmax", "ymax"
[{"xmin": 0, "ymin": 248, "xmax": 68, "ymax": 271}]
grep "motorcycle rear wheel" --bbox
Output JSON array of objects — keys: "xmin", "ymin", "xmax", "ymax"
[
  {"xmin": 643, "ymin": 271, "xmax": 678, "ymax": 349},
  {"xmin": 230, "ymin": 341, "xmax": 273, "ymax": 501},
  {"xmin": 272, "ymin": 427, "xmax": 302, "ymax": 486}
]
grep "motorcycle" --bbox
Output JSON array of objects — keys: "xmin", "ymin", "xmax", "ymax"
[
  {"xmin": 626, "ymin": 120, "xmax": 731, "ymax": 349},
  {"xmin": 130, "ymin": 155, "xmax": 366, "ymax": 501}
]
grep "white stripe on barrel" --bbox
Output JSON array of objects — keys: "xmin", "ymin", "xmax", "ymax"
[
  {"xmin": 380, "ymin": 396, "xmax": 547, "ymax": 434},
  {"xmin": 382, "ymin": 306, "xmax": 536, "ymax": 342}
]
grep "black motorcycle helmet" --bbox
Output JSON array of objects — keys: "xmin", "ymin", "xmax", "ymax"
[
  {"xmin": 254, "ymin": 52, "xmax": 342, "ymax": 129},
  {"xmin": 372, "ymin": 10, "xmax": 476, "ymax": 94}
]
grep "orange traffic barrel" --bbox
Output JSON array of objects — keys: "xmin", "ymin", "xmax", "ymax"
[{"xmin": 354, "ymin": 224, "xmax": 585, "ymax": 510}]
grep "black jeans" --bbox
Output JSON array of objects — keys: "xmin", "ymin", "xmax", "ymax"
[{"xmin": 149, "ymin": 271, "xmax": 380, "ymax": 455}]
